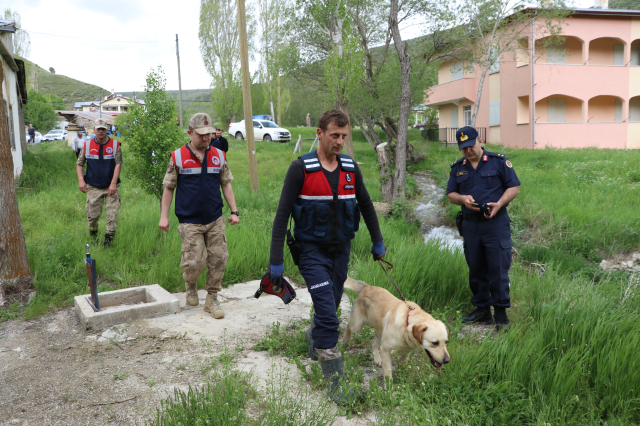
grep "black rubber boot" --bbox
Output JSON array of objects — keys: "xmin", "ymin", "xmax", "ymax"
[
  {"xmin": 90, "ymin": 229, "xmax": 98, "ymax": 242},
  {"xmin": 305, "ymin": 318, "xmax": 318, "ymax": 361},
  {"xmin": 462, "ymin": 307, "xmax": 495, "ymax": 324},
  {"xmin": 104, "ymin": 233, "xmax": 113, "ymax": 249},
  {"xmin": 320, "ymin": 357, "xmax": 364, "ymax": 406},
  {"xmin": 494, "ymin": 307, "xmax": 510, "ymax": 332}
]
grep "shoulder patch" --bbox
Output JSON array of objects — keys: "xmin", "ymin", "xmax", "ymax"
[
  {"xmin": 450, "ymin": 158, "xmax": 464, "ymax": 168},
  {"xmin": 505, "ymin": 160, "xmax": 513, "ymax": 168}
]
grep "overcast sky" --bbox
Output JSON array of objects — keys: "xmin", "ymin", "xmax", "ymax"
[{"xmin": 4, "ymin": 0, "xmax": 594, "ymax": 94}]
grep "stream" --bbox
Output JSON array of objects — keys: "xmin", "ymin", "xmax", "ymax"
[{"xmin": 413, "ymin": 173, "xmax": 463, "ymax": 251}]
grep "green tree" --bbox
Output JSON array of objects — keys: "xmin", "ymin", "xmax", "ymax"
[
  {"xmin": 24, "ymin": 90, "xmax": 57, "ymax": 133},
  {"xmin": 3, "ymin": 9, "xmax": 30, "ymax": 58},
  {"xmin": 441, "ymin": 0, "xmax": 570, "ymax": 126},
  {"xmin": 609, "ymin": 0, "xmax": 640, "ymax": 9},
  {"xmin": 199, "ymin": 0, "xmax": 256, "ymax": 126},
  {"xmin": 116, "ymin": 67, "xmax": 185, "ymax": 201},
  {"xmin": 44, "ymin": 93, "xmax": 65, "ymax": 111}
]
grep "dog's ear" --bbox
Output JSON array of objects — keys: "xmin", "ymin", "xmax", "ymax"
[{"xmin": 412, "ymin": 324, "xmax": 428, "ymax": 344}]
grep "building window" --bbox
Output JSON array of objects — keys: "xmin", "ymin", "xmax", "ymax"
[
  {"xmin": 548, "ymin": 98, "xmax": 567, "ymax": 123},
  {"xmin": 490, "ymin": 101, "xmax": 500, "ymax": 126},
  {"xmin": 632, "ymin": 44, "xmax": 640, "ymax": 66},
  {"xmin": 630, "ymin": 98, "xmax": 640, "ymax": 122},
  {"xmin": 547, "ymin": 41, "xmax": 566, "ymax": 64},
  {"xmin": 450, "ymin": 108, "xmax": 459, "ymax": 128},
  {"xmin": 450, "ymin": 62, "xmax": 464, "ymax": 81},
  {"xmin": 489, "ymin": 48, "xmax": 500, "ymax": 74},
  {"xmin": 517, "ymin": 96, "xmax": 529, "ymax": 124},
  {"xmin": 464, "ymin": 106, "xmax": 472, "ymax": 126},
  {"xmin": 615, "ymin": 99, "xmax": 622, "ymax": 122},
  {"xmin": 614, "ymin": 44, "xmax": 624, "ymax": 66}
]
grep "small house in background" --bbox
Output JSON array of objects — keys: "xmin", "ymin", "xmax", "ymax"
[
  {"xmin": 74, "ymin": 94, "xmax": 144, "ymax": 114},
  {"xmin": 425, "ymin": 1, "xmax": 640, "ymax": 149},
  {"xmin": 0, "ymin": 19, "xmax": 28, "ymax": 177}
]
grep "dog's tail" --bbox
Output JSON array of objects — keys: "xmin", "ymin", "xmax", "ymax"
[{"xmin": 344, "ymin": 277, "xmax": 368, "ymax": 294}]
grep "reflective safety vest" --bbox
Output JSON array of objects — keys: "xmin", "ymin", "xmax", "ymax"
[
  {"xmin": 292, "ymin": 151, "xmax": 360, "ymax": 245},
  {"xmin": 171, "ymin": 144, "xmax": 226, "ymax": 224},
  {"xmin": 84, "ymin": 138, "xmax": 120, "ymax": 188}
]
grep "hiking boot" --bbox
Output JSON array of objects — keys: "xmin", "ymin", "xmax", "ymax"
[
  {"xmin": 319, "ymin": 354, "xmax": 364, "ymax": 406},
  {"xmin": 204, "ymin": 293, "xmax": 224, "ymax": 319},
  {"xmin": 462, "ymin": 307, "xmax": 495, "ymax": 324},
  {"xmin": 103, "ymin": 233, "xmax": 113, "ymax": 249},
  {"xmin": 90, "ymin": 229, "xmax": 98, "ymax": 242},
  {"xmin": 494, "ymin": 307, "xmax": 510, "ymax": 332},
  {"xmin": 305, "ymin": 318, "xmax": 318, "ymax": 361},
  {"xmin": 185, "ymin": 284, "xmax": 199, "ymax": 306}
]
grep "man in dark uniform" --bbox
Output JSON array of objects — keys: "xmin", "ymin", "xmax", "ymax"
[
  {"xmin": 216, "ymin": 128, "xmax": 229, "ymax": 152},
  {"xmin": 446, "ymin": 126, "xmax": 520, "ymax": 331},
  {"xmin": 269, "ymin": 109, "xmax": 385, "ymax": 405}
]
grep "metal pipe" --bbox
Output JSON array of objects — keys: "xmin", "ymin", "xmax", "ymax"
[{"xmin": 532, "ymin": 17, "xmax": 536, "ymax": 149}]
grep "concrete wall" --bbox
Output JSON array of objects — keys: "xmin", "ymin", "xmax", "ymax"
[{"xmin": 0, "ymin": 42, "xmax": 24, "ymax": 177}]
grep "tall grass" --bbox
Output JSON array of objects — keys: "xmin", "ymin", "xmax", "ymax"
[{"xmin": 413, "ymin": 143, "xmax": 640, "ymax": 273}]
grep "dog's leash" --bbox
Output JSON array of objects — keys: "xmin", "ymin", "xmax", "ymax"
[{"xmin": 377, "ymin": 259, "xmax": 415, "ymax": 326}]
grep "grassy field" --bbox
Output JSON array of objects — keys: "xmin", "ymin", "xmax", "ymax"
[
  {"xmin": 414, "ymin": 143, "xmax": 640, "ymax": 275},
  {"xmin": 13, "ymin": 134, "xmax": 640, "ymax": 424}
]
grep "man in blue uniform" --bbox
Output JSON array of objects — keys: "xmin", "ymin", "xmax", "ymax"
[
  {"xmin": 446, "ymin": 126, "xmax": 520, "ymax": 331},
  {"xmin": 269, "ymin": 109, "xmax": 385, "ymax": 405}
]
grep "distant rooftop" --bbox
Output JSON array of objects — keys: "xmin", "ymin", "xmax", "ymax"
[{"xmin": 0, "ymin": 20, "xmax": 16, "ymax": 33}]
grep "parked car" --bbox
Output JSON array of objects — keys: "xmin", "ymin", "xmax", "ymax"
[
  {"xmin": 25, "ymin": 131, "xmax": 43, "ymax": 144},
  {"xmin": 228, "ymin": 120, "xmax": 291, "ymax": 142},
  {"xmin": 42, "ymin": 129, "xmax": 67, "ymax": 141}
]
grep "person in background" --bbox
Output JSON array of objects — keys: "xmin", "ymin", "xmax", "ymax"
[
  {"xmin": 76, "ymin": 118, "xmax": 122, "ymax": 248},
  {"xmin": 210, "ymin": 126, "xmax": 222, "ymax": 150},
  {"xmin": 72, "ymin": 131, "xmax": 87, "ymax": 158},
  {"xmin": 306, "ymin": 113, "xmax": 311, "ymax": 127},
  {"xmin": 28, "ymin": 124, "xmax": 35, "ymax": 144},
  {"xmin": 216, "ymin": 128, "xmax": 228, "ymax": 153}
]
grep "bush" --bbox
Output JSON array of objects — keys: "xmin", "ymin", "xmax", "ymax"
[{"xmin": 116, "ymin": 66, "xmax": 186, "ymax": 201}]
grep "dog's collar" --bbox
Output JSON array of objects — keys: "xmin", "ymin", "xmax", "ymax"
[{"xmin": 406, "ymin": 305, "xmax": 415, "ymax": 327}]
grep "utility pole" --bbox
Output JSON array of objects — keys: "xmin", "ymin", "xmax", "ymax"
[
  {"xmin": 176, "ymin": 34, "xmax": 184, "ymax": 129},
  {"xmin": 237, "ymin": 0, "xmax": 260, "ymax": 192},
  {"xmin": 276, "ymin": 0, "xmax": 281, "ymax": 127}
]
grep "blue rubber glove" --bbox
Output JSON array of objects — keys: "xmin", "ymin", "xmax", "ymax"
[
  {"xmin": 269, "ymin": 264, "xmax": 284, "ymax": 288},
  {"xmin": 371, "ymin": 241, "xmax": 386, "ymax": 261}
]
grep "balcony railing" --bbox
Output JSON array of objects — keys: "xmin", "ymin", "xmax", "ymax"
[{"xmin": 422, "ymin": 127, "xmax": 488, "ymax": 145}]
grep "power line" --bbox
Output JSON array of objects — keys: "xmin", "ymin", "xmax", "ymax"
[{"xmin": 24, "ymin": 29, "xmax": 173, "ymax": 44}]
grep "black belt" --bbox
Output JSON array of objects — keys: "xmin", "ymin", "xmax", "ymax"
[{"xmin": 464, "ymin": 209, "xmax": 506, "ymax": 222}]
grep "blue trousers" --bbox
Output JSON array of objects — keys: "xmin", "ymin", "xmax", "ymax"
[
  {"xmin": 463, "ymin": 213, "xmax": 512, "ymax": 309},
  {"xmin": 298, "ymin": 242, "xmax": 351, "ymax": 350}
]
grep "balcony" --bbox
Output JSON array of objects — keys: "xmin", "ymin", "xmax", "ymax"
[{"xmin": 425, "ymin": 78, "xmax": 477, "ymax": 107}]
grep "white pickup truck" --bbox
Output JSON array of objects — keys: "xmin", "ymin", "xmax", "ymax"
[{"xmin": 228, "ymin": 119, "xmax": 291, "ymax": 142}]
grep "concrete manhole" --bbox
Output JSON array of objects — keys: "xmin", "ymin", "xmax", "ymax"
[{"xmin": 74, "ymin": 284, "xmax": 179, "ymax": 331}]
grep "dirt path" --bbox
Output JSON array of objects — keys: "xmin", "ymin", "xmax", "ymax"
[{"xmin": 0, "ymin": 280, "xmax": 374, "ymax": 425}]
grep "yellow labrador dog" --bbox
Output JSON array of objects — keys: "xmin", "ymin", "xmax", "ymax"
[{"xmin": 343, "ymin": 277, "xmax": 450, "ymax": 385}]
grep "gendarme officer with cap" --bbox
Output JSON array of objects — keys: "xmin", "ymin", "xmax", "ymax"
[
  {"xmin": 446, "ymin": 126, "xmax": 520, "ymax": 331},
  {"xmin": 76, "ymin": 118, "xmax": 122, "ymax": 248}
]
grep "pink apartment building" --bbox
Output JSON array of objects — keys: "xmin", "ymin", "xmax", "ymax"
[{"xmin": 424, "ymin": 6, "xmax": 640, "ymax": 149}]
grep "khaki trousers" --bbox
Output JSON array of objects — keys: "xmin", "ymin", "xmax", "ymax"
[
  {"xmin": 178, "ymin": 216, "xmax": 228, "ymax": 294},
  {"xmin": 85, "ymin": 184, "xmax": 120, "ymax": 235}
]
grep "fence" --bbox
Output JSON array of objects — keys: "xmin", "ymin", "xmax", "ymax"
[{"xmin": 421, "ymin": 127, "xmax": 488, "ymax": 146}]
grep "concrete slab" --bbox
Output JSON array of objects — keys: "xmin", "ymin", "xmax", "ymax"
[{"xmin": 74, "ymin": 284, "xmax": 180, "ymax": 331}]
